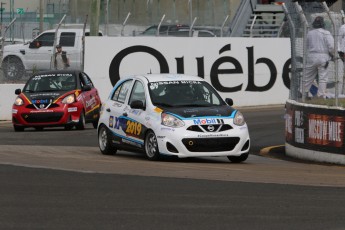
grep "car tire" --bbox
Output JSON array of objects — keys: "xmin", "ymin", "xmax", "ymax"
[
  {"xmin": 75, "ymin": 111, "xmax": 85, "ymax": 130},
  {"xmin": 2, "ymin": 56, "xmax": 25, "ymax": 80},
  {"xmin": 13, "ymin": 125, "xmax": 24, "ymax": 132},
  {"xmin": 64, "ymin": 125, "xmax": 73, "ymax": 130},
  {"xmin": 227, "ymin": 153, "xmax": 249, "ymax": 163},
  {"xmin": 145, "ymin": 130, "xmax": 160, "ymax": 161},
  {"xmin": 92, "ymin": 118, "xmax": 99, "ymax": 129},
  {"xmin": 98, "ymin": 124, "xmax": 117, "ymax": 155},
  {"xmin": 92, "ymin": 109, "xmax": 100, "ymax": 129}
]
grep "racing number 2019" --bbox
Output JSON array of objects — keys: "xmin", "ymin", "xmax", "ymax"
[{"xmin": 126, "ymin": 120, "xmax": 142, "ymax": 136}]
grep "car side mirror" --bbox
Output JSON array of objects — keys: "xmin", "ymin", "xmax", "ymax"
[
  {"xmin": 225, "ymin": 98, "xmax": 233, "ymax": 106},
  {"xmin": 130, "ymin": 100, "xmax": 145, "ymax": 110},
  {"xmin": 82, "ymin": 85, "xmax": 91, "ymax": 91},
  {"xmin": 29, "ymin": 41, "xmax": 41, "ymax": 48},
  {"xmin": 15, "ymin": 89, "xmax": 21, "ymax": 95}
]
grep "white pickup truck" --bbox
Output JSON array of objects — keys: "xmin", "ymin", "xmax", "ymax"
[{"xmin": 1, "ymin": 28, "xmax": 102, "ymax": 80}]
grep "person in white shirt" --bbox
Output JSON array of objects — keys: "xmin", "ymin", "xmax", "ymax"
[
  {"xmin": 304, "ymin": 16, "xmax": 334, "ymax": 99},
  {"xmin": 54, "ymin": 44, "xmax": 70, "ymax": 70}
]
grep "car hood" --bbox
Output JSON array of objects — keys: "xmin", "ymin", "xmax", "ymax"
[
  {"xmin": 162, "ymin": 105, "xmax": 235, "ymax": 118},
  {"xmin": 22, "ymin": 91, "xmax": 67, "ymax": 104},
  {"xmin": 3, "ymin": 43, "xmax": 28, "ymax": 52}
]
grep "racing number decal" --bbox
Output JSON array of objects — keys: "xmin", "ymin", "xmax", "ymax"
[
  {"xmin": 126, "ymin": 120, "xmax": 142, "ymax": 136},
  {"xmin": 112, "ymin": 116, "xmax": 145, "ymax": 139}
]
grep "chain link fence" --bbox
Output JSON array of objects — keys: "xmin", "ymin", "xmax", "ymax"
[
  {"xmin": 0, "ymin": 0, "xmax": 237, "ymax": 40},
  {"xmin": 284, "ymin": 1, "xmax": 345, "ymax": 107},
  {"xmin": 0, "ymin": 0, "xmax": 239, "ymax": 84}
]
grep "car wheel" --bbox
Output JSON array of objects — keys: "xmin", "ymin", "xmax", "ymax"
[
  {"xmin": 98, "ymin": 124, "xmax": 117, "ymax": 155},
  {"xmin": 145, "ymin": 130, "xmax": 160, "ymax": 161},
  {"xmin": 75, "ymin": 111, "xmax": 85, "ymax": 130},
  {"xmin": 13, "ymin": 125, "xmax": 24, "ymax": 132},
  {"xmin": 64, "ymin": 125, "xmax": 73, "ymax": 130},
  {"xmin": 227, "ymin": 153, "xmax": 249, "ymax": 163},
  {"xmin": 3, "ymin": 56, "xmax": 25, "ymax": 80},
  {"xmin": 92, "ymin": 117, "xmax": 99, "ymax": 129},
  {"xmin": 92, "ymin": 109, "xmax": 100, "ymax": 129}
]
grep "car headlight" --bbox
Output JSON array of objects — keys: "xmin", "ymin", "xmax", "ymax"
[
  {"xmin": 161, "ymin": 113, "xmax": 185, "ymax": 128},
  {"xmin": 62, "ymin": 94, "xmax": 76, "ymax": 104},
  {"xmin": 14, "ymin": 96, "xmax": 24, "ymax": 106},
  {"xmin": 234, "ymin": 111, "xmax": 245, "ymax": 126}
]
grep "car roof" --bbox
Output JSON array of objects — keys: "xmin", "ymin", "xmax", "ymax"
[{"xmin": 124, "ymin": 73, "xmax": 204, "ymax": 83}]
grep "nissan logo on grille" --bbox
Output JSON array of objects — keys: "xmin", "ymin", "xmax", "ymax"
[{"xmin": 207, "ymin": 125, "xmax": 215, "ymax": 132}]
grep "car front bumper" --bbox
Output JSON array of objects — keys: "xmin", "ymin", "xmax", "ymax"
[
  {"xmin": 155, "ymin": 125, "xmax": 250, "ymax": 158},
  {"xmin": 12, "ymin": 103, "xmax": 83, "ymax": 127}
]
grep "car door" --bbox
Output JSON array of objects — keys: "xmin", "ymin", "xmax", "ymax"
[
  {"xmin": 58, "ymin": 32, "xmax": 79, "ymax": 69},
  {"xmin": 106, "ymin": 79, "xmax": 134, "ymax": 146},
  {"xmin": 124, "ymin": 80, "xmax": 148, "ymax": 145},
  {"xmin": 26, "ymin": 32, "xmax": 55, "ymax": 70},
  {"xmin": 79, "ymin": 72, "xmax": 100, "ymax": 121}
]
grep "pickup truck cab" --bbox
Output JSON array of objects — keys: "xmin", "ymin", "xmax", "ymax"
[{"xmin": 1, "ymin": 28, "xmax": 102, "ymax": 80}]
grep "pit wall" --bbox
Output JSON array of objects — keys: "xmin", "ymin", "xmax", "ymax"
[
  {"xmin": 285, "ymin": 100, "xmax": 345, "ymax": 165},
  {"xmin": 0, "ymin": 37, "xmax": 291, "ymax": 120}
]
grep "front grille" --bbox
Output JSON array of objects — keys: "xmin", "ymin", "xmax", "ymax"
[
  {"xmin": 186, "ymin": 124, "xmax": 232, "ymax": 132},
  {"xmin": 26, "ymin": 104, "xmax": 59, "ymax": 109},
  {"xmin": 182, "ymin": 137, "xmax": 240, "ymax": 152},
  {"xmin": 21, "ymin": 112, "xmax": 64, "ymax": 123}
]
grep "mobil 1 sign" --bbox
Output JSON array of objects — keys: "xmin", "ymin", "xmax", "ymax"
[{"xmin": 84, "ymin": 37, "xmax": 291, "ymax": 106}]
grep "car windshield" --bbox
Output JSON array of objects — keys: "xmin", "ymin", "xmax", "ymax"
[
  {"xmin": 23, "ymin": 73, "xmax": 77, "ymax": 92},
  {"xmin": 148, "ymin": 80, "xmax": 225, "ymax": 107}
]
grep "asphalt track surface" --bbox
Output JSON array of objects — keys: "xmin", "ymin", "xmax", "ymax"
[{"xmin": 1, "ymin": 105, "xmax": 345, "ymax": 230}]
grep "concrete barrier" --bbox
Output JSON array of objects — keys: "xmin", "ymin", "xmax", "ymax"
[{"xmin": 285, "ymin": 100, "xmax": 345, "ymax": 165}]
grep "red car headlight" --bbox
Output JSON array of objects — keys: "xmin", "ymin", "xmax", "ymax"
[
  {"xmin": 62, "ymin": 94, "xmax": 76, "ymax": 104},
  {"xmin": 14, "ymin": 96, "xmax": 24, "ymax": 106}
]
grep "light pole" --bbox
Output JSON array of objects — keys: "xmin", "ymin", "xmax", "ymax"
[{"xmin": 0, "ymin": 2, "xmax": 6, "ymax": 37}]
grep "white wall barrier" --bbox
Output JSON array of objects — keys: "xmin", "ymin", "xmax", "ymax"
[
  {"xmin": 0, "ymin": 84, "xmax": 25, "ymax": 121},
  {"xmin": 0, "ymin": 37, "xmax": 291, "ymax": 120}
]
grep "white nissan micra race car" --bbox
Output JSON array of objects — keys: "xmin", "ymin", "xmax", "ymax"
[{"xmin": 97, "ymin": 74, "xmax": 250, "ymax": 163}]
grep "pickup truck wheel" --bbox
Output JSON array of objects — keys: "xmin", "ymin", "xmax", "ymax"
[{"xmin": 2, "ymin": 56, "xmax": 25, "ymax": 80}]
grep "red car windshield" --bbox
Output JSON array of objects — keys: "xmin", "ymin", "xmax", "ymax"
[{"xmin": 23, "ymin": 73, "xmax": 77, "ymax": 92}]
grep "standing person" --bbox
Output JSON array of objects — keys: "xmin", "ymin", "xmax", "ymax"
[
  {"xmin": 54, "ymin": 44, "xmax": 70, "ymax": 70},
  {"xmin": 304, "ymin": 16, "xmax": 334, "ymax": 99}
]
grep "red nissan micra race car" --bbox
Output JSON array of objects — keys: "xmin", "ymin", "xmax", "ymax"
[{"xmin": 12, "ymin": 70, "xmax": 101, "ymax": 131}]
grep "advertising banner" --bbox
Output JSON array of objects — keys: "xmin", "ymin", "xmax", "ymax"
[
  {"xmin": 285, "ymin": 102, "xmax": 345, "ymax": 154},
  {"xmin": 84, "ymin": 37, "xmax": 291, "ymax": 106},
  {"xmin": 0, "ymin": 37, "xmax": 291, "ymax": 120}
]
